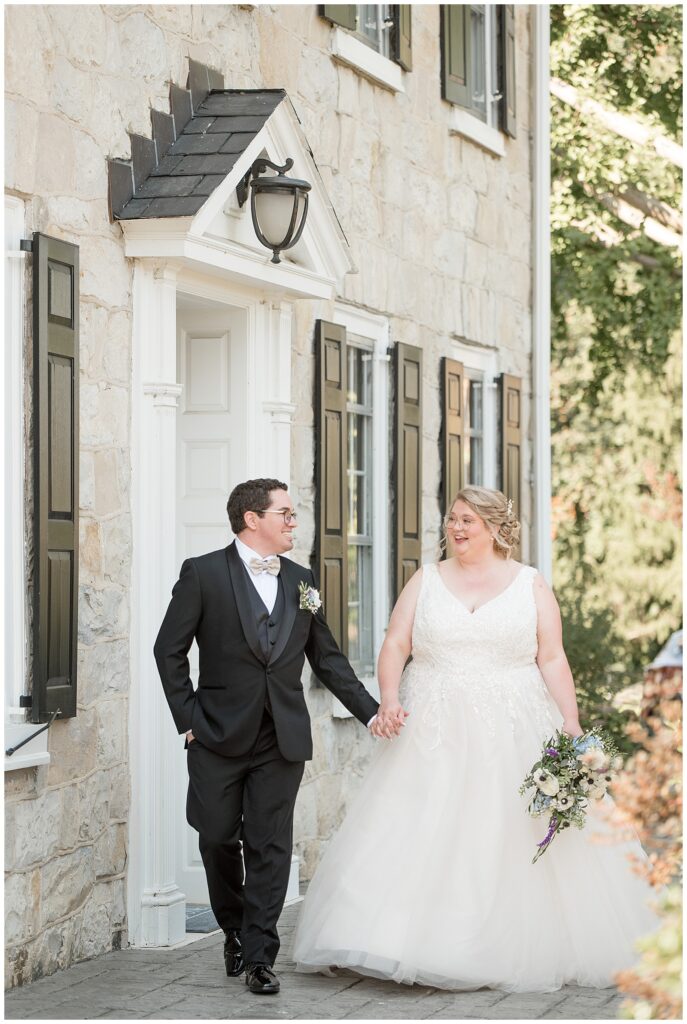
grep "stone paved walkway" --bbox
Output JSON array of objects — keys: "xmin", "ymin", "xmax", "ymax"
[{"xmin": 5, "ymin": 901, "xmax": 623, "ymax": 1021}]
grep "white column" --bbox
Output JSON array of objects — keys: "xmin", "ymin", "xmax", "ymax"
[
  {"xmin": 533, "ymin": 6, "xmax": 553, "ymax": 582},
  {"xmin": 129, "ymin": 262, "xmax": 187, "ymax": 946},
  {"xmin": 255, "ymin": 299, "xmax": 296, "ymax": 480}
]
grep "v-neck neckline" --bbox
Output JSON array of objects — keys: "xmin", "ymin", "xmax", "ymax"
[{"xmin": 434, "ymin": 563, "xmax": 525, "ymax": 616}]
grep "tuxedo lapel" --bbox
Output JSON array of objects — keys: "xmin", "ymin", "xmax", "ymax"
[
  {"xmin": 269, "ymin": 558, "xmax": 300, "ymax": 664},
  {"xmin": 225, "ymin": 542, "xmax": 267, "ymax": 665}
]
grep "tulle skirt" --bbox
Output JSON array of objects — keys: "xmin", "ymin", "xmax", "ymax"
[{"xmin": 293, "ymin": 682, "xmax": 658, "ymax": 992}]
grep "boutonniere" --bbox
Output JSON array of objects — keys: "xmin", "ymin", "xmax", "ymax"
[{"xmin": 298, "ymin": 580, "xmax": 322, "ymax": 614}]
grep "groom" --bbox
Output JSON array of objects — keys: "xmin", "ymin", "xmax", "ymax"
[{"xmin": 154, "ymin": 478, "xmax": 389, "ymax": 995}]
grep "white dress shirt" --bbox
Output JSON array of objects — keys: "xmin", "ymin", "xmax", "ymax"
[{"xmin": 234, "ymin": 536, "xmax": 279, "ymax": 613}]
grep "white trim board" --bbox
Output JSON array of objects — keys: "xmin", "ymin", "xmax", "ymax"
[{"xmin": 4, "ymin": 196, "xmax": 46, "ymax": 771}]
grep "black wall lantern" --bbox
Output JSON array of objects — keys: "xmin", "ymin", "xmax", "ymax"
[{"xmin": 236, "ymin": 158, "xmax": 311, "ymax": 264}]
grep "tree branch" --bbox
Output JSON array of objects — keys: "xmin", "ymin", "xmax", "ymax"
[{"xmin": 551, "ymin": 78, "xmax": 684, "ymax": 169}]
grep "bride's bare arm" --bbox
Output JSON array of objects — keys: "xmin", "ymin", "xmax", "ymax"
[
  {"xmin": 374, "ymin": 568, "xmax": 423, "ymax": 737},
  {"xmin": 532, "ymin": 573, "xmax": 582, "ymax": 736}
]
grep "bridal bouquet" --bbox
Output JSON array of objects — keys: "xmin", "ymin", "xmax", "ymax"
[{"xmin": 520, "ymin": 730, "xmax": 621, "ymax": 863}]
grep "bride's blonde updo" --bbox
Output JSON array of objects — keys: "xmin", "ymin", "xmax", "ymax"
[{"xmin": 445, "ymin": 486, "xmax": 521, "ymax": 559}]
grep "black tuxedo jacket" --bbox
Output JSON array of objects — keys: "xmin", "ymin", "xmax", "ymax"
[{"xmin": 154, "ymin": 542, "xmax": 379, "ymax": 761}]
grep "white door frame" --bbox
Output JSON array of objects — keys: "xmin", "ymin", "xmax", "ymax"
[{"xmin": 128, "ymin": 261, "xmax": 296, "ymax": 947}]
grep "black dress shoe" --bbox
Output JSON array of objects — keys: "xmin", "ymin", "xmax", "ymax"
[
  {"xmin": 245, "ymin": 963, "xmax": 280, "ymax": 994},
  {"xmin": 223, "ymin": 929, "xmax": 244, "ymax": 977}
]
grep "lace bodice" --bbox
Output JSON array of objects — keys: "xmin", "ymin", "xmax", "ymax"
[{"xmin": 401, "ymin": 563, "xmax": 555, "ymax": 744}]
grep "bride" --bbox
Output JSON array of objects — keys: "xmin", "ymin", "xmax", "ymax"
[{"xmin": 293, "ymin": 486, "xmax": 657, "ymax": 992}]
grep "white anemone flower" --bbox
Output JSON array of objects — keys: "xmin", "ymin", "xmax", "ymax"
[
  {"xmin": 556, "ymin": 793, "xmax": 574, "ymax": 811},
  {"xmin": 579, "ymin": 748, "xmax": 608, "ymax": 771},
  {"xmin": 534, "ymin": 770, "xmax": 560, "ymax": 797}
]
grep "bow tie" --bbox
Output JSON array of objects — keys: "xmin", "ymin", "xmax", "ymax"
[{"xmin": 248, "ymin": 556, "xmax": 280, "ymax": 576}]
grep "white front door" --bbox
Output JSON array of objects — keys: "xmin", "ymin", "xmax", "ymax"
[{"xmin": 174, "ymin": 297, "xmax": 247, "ymax": 903}]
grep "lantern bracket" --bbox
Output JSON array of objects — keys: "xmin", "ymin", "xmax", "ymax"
[{"xmin": 236, "ymin": 157, "xmax": 295, "ymax": 208}]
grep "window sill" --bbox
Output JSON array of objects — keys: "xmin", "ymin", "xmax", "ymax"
[
  {"xmin": 4, "ymin": 720, "xmax": 50, "ymax": 772},
  {"xmin": 331, "ymin": 28, "xmax": 405, "ymax": 93},
  {"xmin": 332, "ymin": 676, "xmax": 381, "ymax": 720},
  {"xmin": 448, "ymin": 108, "xmax": 506, "ymax": 158}
]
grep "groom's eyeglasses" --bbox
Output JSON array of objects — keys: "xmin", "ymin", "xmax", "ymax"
[{"xmin": 259, "ymin": 509, "xmax": 298, "ymax": 525}]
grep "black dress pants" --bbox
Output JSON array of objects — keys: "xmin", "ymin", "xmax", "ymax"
[{"xmin": 186, "ymin": 710, "xmax": 305, "ymax": 966}]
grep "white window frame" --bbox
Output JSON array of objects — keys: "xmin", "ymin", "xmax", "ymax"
[
  {"xmin": 449, "ymin": 6, "xmax": 506, "ymax": 158},
  {"xmin": 450, "ymin": 341, "xmax": 499, "ymax": 491},
  {"xmin": 331, "ymin": 305, "xmax": 391, "ymax": 716},
  {"xmin": 4, "ymin": 197, "xmax": 49, "ymax": 771},
  {"xmin": 331, "ymin": 26, "xmax": 405, "ymax": 94}
]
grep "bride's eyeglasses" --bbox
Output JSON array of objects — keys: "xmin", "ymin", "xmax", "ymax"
[
  {"xmin": 261, "ymin": 509, "xmax": 298, "ymax": 525},
  {"xmin": 442, "ymin": 514, "xmax": 475, "ymax": 530}
]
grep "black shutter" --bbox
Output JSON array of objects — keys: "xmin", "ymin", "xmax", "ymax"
[
  {"xmin": 441, "ymin": 358, "xmax": 465, "ymax": 516},
  {"xmin": 393, "ymin": 6, "xmax": 413, "ymax": 71},
  {"xmin": 440, "ymin": 5, "xmax": 470, "ymax": 107},
  {"xmin": 499, "ymin": 373, "xmax": 522, "ymax": 552},
  {"xmin": 499, "ymin": 5, "xmax": 517, "ymax": 137},
  {"xmin": 32, "ymin": 233, "xmax": 80, "ymax": 723},
  {"xmin": 314, "ymin": 320, "xmax": 348, "ymax": 654},
  {"xmin": 394, "ymin": 343, "xmax": 423, "ymax": 600},
  {"xmin": 320, "ymin": 5, "xmax": 358, "ymax": 30}
]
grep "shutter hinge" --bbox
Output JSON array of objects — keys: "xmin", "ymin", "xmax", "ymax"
[
  {"xmin": 19, "ymin": 694, "xmax": 32, "ymax": 708},
  {"xmin": 19, "ymin": 239, "xmax": 33, "ymax": 253}
]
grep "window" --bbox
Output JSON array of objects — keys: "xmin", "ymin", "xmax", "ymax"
[
  {"xmin": 442, "ymin": 346, "xmax": 499, "ymax": 500},
  {"xmin": 315, "ymin": 308, "xmax": 391, "ymax": 714},
  {"xmin": 347, "ymin": 339, "xmax": 374, "ymax": 676},
  {"xmin": 441, "ymin": 5, "xmax": 517, "ymax": 149},
  {"xmin": 322, "ymin": 5, "xmax": 412, "ymax": 89}
]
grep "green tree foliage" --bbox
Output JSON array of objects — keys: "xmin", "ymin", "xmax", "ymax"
[{"xmin": 550, "ymin": 5, "xmax": 682, "ymax": 741}]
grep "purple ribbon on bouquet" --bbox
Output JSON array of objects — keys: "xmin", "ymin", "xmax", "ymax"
[
  {"xmin": 532, "ymin": 814, "xmax": 560, "ymax": 863},
  {"xmin": 538, "ymin": 815, "xmax": 559, "ymax": 848}
]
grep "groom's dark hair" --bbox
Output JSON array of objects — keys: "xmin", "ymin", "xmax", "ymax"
[{"xmin": 227, "ymin": 478, "xmax": 289, "ymax": 535}]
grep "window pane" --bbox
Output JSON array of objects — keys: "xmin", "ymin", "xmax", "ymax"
[
  {"xmin": 348, "ymin": 542, "xmax": 374, "ymax": 674},
  {"xmin": 467, "ymin": 377, "xmax": 484, "ymax": 486},
  {"xmin": 347, "ymin": 542, "xmax": 360, "ymax": 665},
  {"xmin": 469, "ymin": 437, "xmax": 483, "ymax": 485},
  {"xmin": 469, "ymin": 379, "xmax": 483, "ymax": 432},
  {"xmin": 357, "ymin": 4, "xmax": 392, "ymax": 58},
  {"xmin": 470, "ymin": 5, "xmax": 486, "ymax": 121}
]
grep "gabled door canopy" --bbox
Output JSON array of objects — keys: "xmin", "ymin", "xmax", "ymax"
[{"xmin": 109, "ymin": 60, "xmax": 354, "ymax": 299}]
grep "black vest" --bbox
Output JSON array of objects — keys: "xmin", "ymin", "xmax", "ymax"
[{"xmin": 243, "ymin": 569, "xmax": 285, "ymax": 659}]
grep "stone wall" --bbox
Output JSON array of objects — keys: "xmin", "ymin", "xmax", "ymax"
[{"xmin": 5, "ymin": 3, "xmax": 535, "ymax": 985}]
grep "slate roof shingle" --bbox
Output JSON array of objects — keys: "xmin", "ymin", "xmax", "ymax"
[{"xmin": 108, "ymin": 60, "xmax": 286, "ymax": 221}]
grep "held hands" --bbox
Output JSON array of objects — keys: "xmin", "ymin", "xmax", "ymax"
[
  {"xmin": 370, "ymin": 700, "xmax": 410, "ymax": 739},
  {"xmin": 561, "ymin": 718, "xmax": 583, "ymax": 738}
]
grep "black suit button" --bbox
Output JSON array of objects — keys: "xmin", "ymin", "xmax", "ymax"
[
  {"xmin": 270, "ymin": 639, "xmax": 276, "ymax": 646},
  {"xmin": 268, "ymin": 621, "xmax": 275, "ymax": 628}
]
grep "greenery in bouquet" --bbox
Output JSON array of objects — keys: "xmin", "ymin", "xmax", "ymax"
[{"xmin": 520, "ymin": 730, "xmax": 620, "ymax": 863}]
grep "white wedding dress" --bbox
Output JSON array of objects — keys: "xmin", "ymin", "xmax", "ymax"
[{"xmin": 293, "ymin": 563, "xmax": 657, "ymax": 992}]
